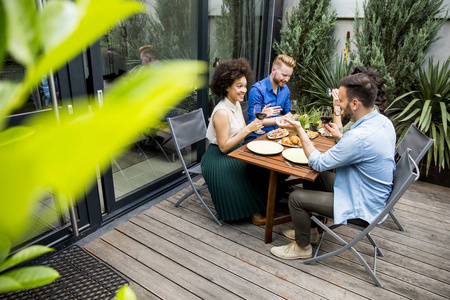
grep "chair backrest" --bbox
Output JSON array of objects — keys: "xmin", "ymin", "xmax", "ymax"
[
  {"xmin": 167, "ymin": 108, "xmax": 207, "ymax": 150},
  {"xmin": 373, "ymin": 148, "xmax": 418, "ymax": 226},
  {"xmin": 241, "ymin": 101, "xmax": 249, "ymax": 124},
  {"xmin": 396, "ymin": 123, "xmax": 434, "ymax": 164}
]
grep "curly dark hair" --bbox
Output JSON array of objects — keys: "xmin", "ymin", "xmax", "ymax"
[
  {"xmin": 210, "ymin": 58, "xmax": 253, "ymax": 99},
  {"xmin": 351, "ymin": 66, "xmax": 386, "ymax": 112}
]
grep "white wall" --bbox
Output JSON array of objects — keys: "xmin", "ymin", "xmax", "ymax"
[{"xmin": 282, "ymin": 0, "xmax": 450, "ymax": 66}]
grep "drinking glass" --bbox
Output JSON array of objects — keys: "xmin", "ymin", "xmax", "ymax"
[
  {"xmin": 326, "ymin": 88, "xmax": 332, "ymax": 97},
  {"xmin": 289, "ymin": 99, "xmax": 298, "ymax": 115},
  {"xmin": 320, "ymin": 106, "xmax": 332, "ymax": 125},
  {"xmin": 254, "ymin": 104, "xmax": 266, "ymax": 134}
]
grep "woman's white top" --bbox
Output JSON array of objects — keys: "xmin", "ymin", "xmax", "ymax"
[{"xmin": 206, "ymin": 98, "xmax": 245, "ymax": 145}]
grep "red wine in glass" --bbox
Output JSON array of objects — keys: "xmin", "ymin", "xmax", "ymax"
[
  {"xmin": 321, "ymin": 116, "xmax": 332, "ymax": 124},
  {"xmin": 255, "ymin": 112, "xmax": 267, "ymax": 120}
]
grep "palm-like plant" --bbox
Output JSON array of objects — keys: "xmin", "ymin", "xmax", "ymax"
[
  {"xmin": 386, "ymin": 57, "xmax": 450, "ymax": 173},
  {"xmin": 302, "ymin": 55, "xmax": 355, "ymax": 107}
]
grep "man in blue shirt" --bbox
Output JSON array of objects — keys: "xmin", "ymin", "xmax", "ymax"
[
  {"xmin": 245, "ymin": 54, "xmax": 296, "ymax": 143},
  {"xmin": 270, "ymin": 73, "xmax": 396, "ymax": 260}
]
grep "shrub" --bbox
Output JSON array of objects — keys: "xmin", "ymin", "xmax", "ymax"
[
  {"xmin": 274, "ymin": 0, "xmax": 337, "ymax": 105},
  {"xmin": 386, "ymin": 57, "xmax": 450, "ymax": 173},
  {"xmin": 353, "ymin": 0, "xmax": 448, "ymax": 103}
]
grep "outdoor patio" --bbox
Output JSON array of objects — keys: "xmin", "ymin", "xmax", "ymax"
[{"xmin": 82, "ymin": 178, "xmax": 450, "ymax": 299}]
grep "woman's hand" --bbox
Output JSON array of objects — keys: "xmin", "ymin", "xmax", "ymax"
[
  {"xmin": 246, "ymin": 119, "xmax": 263, "ymax": 134},
  {"xmin": 323, "ymin": 122, "xmax": 343, "ymax": 141},
  {"xmin": 262, "ymin": 104, "xmax": 282, "ymax": 117}
]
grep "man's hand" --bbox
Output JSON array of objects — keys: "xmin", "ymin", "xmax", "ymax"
[
  {"xmin": 262, "ymin": 104, "xmax": 282, "ymax": 117},
  {"xmin": 323, "ymin": 123, "xmax": 343, "ymax": 141},
  {"xmin": 283, "ymin": 115, "xmax": 302, "ymax": 131},
  {"xmin": 332, "ymin": 89, "xmax": 340, "ymax": 107}
]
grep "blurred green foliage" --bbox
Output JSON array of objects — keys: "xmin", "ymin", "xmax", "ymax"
[{"xmin": 0, "ymin": 0, "xmax": 206, "ymax": 294}]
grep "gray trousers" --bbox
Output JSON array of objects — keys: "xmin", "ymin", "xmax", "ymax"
[
  {"xmin": 289, "ymin": 172, "xmax": 368, "ymax": 247},
  {"xmin": 289, "ymin": 172, "xmax": 335, "ymax": 247}
]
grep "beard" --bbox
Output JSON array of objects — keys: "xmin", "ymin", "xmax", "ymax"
[{"xmin": 273, "ymin": 75, "xmax": 286, "ymax": 87}]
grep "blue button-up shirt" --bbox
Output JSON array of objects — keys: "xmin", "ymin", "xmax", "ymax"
[
  {"xmin": 308, "ymin": 110, "xmax": 396, "ymax": 224},
  {"xmin": 247, "ymin": 76, "xmax": 291, "ymax": 139}
]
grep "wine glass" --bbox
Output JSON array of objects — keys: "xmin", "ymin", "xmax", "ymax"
[
  {"xmin": 320, "ymin": 106, "xmax": 332, "ymax": 125},
  {"xmin": 254, "ymin": 104, "xmax": 266, "ymax": 134},
  {"xmin": 289, "ymin": 99, "xmax": 298, "ymax": 115}
]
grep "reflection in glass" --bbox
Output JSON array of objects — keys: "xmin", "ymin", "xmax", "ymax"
[
  {"xmin": 99, "ymin": 0, "xmax": 198, "ymax": 201},
  {"xmin": 1, "ymin": 56, "xmax": 61, "ymax": 115},
  {"xmin": 208, "ymin": 0, "xmax": 263, "ymax": 113}
]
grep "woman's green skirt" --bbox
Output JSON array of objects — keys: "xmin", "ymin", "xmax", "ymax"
[{"xmin": 201, "ymin": 144, "xmax": 269, "ymax": 221}]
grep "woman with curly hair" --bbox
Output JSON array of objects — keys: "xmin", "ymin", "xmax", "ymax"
[{"xmin": 201, "ymin": 58, "xmax": 268, "ymax": 223}]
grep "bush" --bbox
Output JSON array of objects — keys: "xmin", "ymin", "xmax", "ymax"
[
  {"xmin": 274, "ymin": 0, "xmax": 337, "ymax": 105},
  {"xmin": 353, "ymin": 0, "xmax": 448, "ymax": 103},
  {"xmin": 386, "ymin": 57, "xmax": 450, "ymax": 173}
]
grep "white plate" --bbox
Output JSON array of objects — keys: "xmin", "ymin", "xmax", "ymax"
[
  {"xmin": 278, "ymin": 140, "xmax": 299, "ymax": 148},
  {"xmin": 282, "ymin": 148, "xmax": 308, "ymax": 164},
  {"xmin": 247, "ymin": 140, "xmax": 284, "ymax": 155}
]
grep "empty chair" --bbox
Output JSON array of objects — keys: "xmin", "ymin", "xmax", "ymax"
[
  {"xmin": 167, "ymin": 109, "xmax": 222, "ymax": 226},
  {"xmin": 302, "ymin": 148, "xmax": 419, "ymax": 287},
  {"xmin": 389, "ymin": 123, "xmax": 434, "ymax": 231}
]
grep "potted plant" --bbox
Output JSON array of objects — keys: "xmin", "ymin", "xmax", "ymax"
[{"xmin": 308, "ymin": 107, "xmax": 321, "ymax": 131}]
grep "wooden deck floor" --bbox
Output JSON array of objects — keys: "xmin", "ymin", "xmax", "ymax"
[{"xmin": 84, "ymin": 179, "xmax": 450, "ymax": 299}]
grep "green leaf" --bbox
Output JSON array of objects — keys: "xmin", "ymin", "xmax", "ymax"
[
  {"xmin": 39, "ymin": 1, "xmax": 79, "ymax": 52},
  {"xmin": 392, "ymin": 98, "xmax": 420, "ymax": 120},
  {"xmin": 116, "ymin": 284, "xmax": 136, "ymax": 300},
  {"xmin": 0, "ymin": 126, "xmax": 35, "ymax": 147},
  {"xmin": 0, "ymin": 275, "xmax": 21, "ymax": 293},
  {"xmin": 0, "ymin": 245, "xmax": 54, "ymax": 273},
  {"xmin": 0, "ymin": 234, "xmax": 10, "ymax": 265},
  {"xmin": 398, "ymin": 108, "xmax": 421, "ymax": 122},
  {"xmin": 26, "ymin": 0, "xmax": 144, "ymax": 97},
  {"xmin": 1, "ymin": 266, "xmax": 59, "ymax": 293},
  {"xmin": 0, "ymin": 81, "xmax": 20, "ymax": 129},
  {"xmin": 2, "ymin": 0, "xmax": 39, "ymax": 66},
  {"xmin": 0, "ymin": 61, "xmax": 206, "ymax": 240},
  {"xmin": 440, "ymin": 101, "xmax": 448, "ymax": 135},
  {"xmin": 0, "ymin": 1, "xmax": 6, "ymax": 73}
]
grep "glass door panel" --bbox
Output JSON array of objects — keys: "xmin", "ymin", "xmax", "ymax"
[
  {"xmin": 98, "ymin": 0, "xmax": 200, "ymax": 206},
  {"xmin": 1, "ymin": 57, "xmax": 85, "ymax": 250},
  {"xmin": 207, "ymin": 0, "xmax": 264, "ymax": 115}
]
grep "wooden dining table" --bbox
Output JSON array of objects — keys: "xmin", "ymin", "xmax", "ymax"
[{"xmin": 228, "ymin": 131, "xmax": 336, "ymax": 243}]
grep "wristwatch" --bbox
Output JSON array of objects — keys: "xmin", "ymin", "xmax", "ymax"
[{"xmin": 334, "ymin": 109, "xmax": 341, "ymax": 116}]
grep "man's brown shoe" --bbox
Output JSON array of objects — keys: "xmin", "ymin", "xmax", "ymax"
[{"xmin": 251, "ymin": 215, "xmax": 266, "ymax": 225}]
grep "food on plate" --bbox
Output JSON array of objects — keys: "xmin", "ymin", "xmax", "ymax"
[
  {"xmin": 280, "ymin": 134, "xmax": 316, "ymax": 147},
  {"xmin": 289, "ymin": 135, "xmax": 300, "ymax": 145},
  {"xmin": 306, "ymin": 130, "xmax": 319, "ymax": 139},
  {"xmin": 281, "ymin": 137, "xmax": 294, "ymax": 145},
  {"xmin": 267, "ymin": 128, "xmax": 289, "ymax": 139}
]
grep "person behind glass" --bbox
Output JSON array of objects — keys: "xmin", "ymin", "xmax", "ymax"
[
  {"xmin": 270, "ymin": 73, "xmax": 396, "ymax": 259},
  {"xmin": 139, "ymin": 45, "xmax": 160, "ymax": 66},
  {"xmin": 331, "ymin": 66, "xmax": 386, "ymax": 138},
  {"xmin": 244, "ymin": 54, "xmax": 296, "ymax": 144},
  {"xmin": 201, "ymin": 58, "xmax": 269, "ymax": 224}
]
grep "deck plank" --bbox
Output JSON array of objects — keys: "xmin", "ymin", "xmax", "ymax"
[{"xmin": 83, "ymin": 180, "xmax": 450, "ymax": 299}]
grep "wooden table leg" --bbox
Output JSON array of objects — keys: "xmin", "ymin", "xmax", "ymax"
[{"xmin": 264, "ymin": 170, "xmax": 278, "ymax": 244}]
